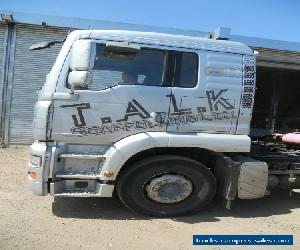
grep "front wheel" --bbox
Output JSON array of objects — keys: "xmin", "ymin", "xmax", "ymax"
[{"xmin": 116, "ymin": 155, "xmax": 217, "ymax": 217}]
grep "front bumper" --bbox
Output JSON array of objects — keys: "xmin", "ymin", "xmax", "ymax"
[{"xmin": 27, "ymin": 141, "xmax": 50, "ymax": 196}]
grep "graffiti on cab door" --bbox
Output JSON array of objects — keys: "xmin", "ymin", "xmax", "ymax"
[{"xmin": 61, "ymin": 89, "xmax": 236, "ymax": 136}]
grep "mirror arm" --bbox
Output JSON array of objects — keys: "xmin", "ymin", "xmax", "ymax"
[{"xmin": 70, "ymin": 86, "xmax": 75, "ymax": 94}]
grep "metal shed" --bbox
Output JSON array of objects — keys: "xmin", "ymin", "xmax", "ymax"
[{"xmin": 0, "ymin": 10, "xmax": 300, "ymax": 144}]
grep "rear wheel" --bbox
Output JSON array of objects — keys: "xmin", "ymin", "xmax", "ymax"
[{"xmin": 116, "ymin": 155, "xmax": 216, "ymax": 217}]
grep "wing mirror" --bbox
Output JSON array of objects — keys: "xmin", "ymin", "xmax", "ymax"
[
  {"xmin": 68, "ymin": 71, "xmax": 92, "ymax": 90},
  {"xmin": 68, "ymin": 40, "xmax": 96, "ymax": 91},
  {"xmin": 70, "ymin": 40, "xmax": 96, "ymax": 71}
]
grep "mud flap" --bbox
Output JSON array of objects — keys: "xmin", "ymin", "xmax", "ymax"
[{"xmin": 214, "ymin": 154, "xmax": 241, "ymax": 209}]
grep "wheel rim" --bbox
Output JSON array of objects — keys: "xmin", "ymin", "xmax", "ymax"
[{"xmin": 145, "ymin": 174, "xmax": 193, "ymax": 204}]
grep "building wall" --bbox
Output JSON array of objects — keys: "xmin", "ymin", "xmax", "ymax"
[
  {"xmin": 0, "ymin": 23, "xmax": 69, "ymax": 143},
  {"xmin": 0, "ymin": 23, "xmax": 5, "ymax": 92},
  {"xmin": 0, "ymin": 22, "xmax": 10, "ymax": 141},
  {"xmin": 8, "ymin": 24, "xmax": 68, "ymax": 143}
]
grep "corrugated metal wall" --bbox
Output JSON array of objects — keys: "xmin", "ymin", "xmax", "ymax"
[
  {"xmin": 0, "ymin": 23, "xmax": 7, "ymax": 140},
  {"xmin": 0, "ymin": 23, "xmax": 6, "ymax": 89},
  {"xmin": 8, "ymin": 24, "xmax": 68, "ymax": 143}
]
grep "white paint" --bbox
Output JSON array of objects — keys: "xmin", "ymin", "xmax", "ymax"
[
  {"xmin": 68, "ymin": 71, "xmax": 92, "ymax": 89},
  {"xmin": 99, "ymin": 132, "xmax": 251, "ymax": 181},
  {"xmin": 70, "ymin": 40, "xmax": 96, "ymax": 71},
  {"xmin": 32, "ymin": 101, "xmax": 52, "ymax": 140}
]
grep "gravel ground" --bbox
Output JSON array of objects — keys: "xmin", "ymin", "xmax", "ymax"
[{"xmin": 0, "ymin": 145, "xmax": 299, "ymax": 250}]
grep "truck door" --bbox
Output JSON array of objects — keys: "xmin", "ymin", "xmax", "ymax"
[
  {"xmin": 167, "ymin": 50, "xmax": 243, "ymax": 134},
  {"xmin": 51, "ymin": 43, "xmax": 172, "ymax": 144}
]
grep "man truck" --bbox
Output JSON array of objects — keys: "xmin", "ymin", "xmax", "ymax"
[{"xmin": 27, "ymin": 30, "xmax": 300, "ymax": 216}]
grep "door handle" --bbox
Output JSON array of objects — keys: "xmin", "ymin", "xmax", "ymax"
[{"xmin": 150, "ymin": 112, "xmax": 164, "ymax": 124}]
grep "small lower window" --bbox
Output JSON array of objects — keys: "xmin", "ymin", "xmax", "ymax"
[{"xmin": 174, "ymin": 52, "xmax": 198, "ymax": 88}]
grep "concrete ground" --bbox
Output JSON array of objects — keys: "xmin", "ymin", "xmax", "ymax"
[{"xmin": 0, "ymin": 145, "xmax": 299, "ymax": 250}]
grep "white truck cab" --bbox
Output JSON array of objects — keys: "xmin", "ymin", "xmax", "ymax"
[{"xmin": 28, "ymin": 30, "xmax": 299, "ymax": 217}]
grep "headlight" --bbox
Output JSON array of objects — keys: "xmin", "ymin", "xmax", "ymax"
[{"xmin": 31, "ymin": 155, "xmax": 42, "ymax": 167}]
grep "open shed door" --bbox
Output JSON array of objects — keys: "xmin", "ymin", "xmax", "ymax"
[
  {"xmin": 251, "ymin": 47, "xmax": 300, "ymax": 134},
  {"xmin": 254, "ymin": 47, "xmax": 300, "ymax": 71}
]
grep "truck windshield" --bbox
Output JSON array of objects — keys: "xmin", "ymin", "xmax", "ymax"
[{"xmin": 90, "ymin": 44, "xmax": 165, "ymax": 90}]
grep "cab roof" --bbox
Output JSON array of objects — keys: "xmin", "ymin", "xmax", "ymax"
[{"xmin": 69, "ymin": 30, "xmax": 253, "ymax": 55}]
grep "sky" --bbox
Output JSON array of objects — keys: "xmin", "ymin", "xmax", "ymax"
[{"xmin": 1, "ymin": 0, "xmax": 300, "ymax": 42}]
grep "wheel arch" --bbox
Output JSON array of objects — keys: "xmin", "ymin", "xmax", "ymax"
[
  {"xmin": 100, "ymin": 132, "xmax": 230, "ymax": 181},
  {"xmin": 117, "ymin": 147, "xmax": 219, "ymax": 180}
]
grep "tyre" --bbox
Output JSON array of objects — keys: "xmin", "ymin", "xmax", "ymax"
[{"xmin": 116, "ymin": 155, "xmax": 217, "ymax": 217}]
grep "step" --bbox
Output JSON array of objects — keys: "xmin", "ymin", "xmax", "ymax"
[
  {"xmin": 59, "ymin": 153, "xmax": 106, "ymax": 160},
  {"xmin": 54, "ymin": 191, "xmax": 102, "ymax": 197},
  {"xmin": 55, "ymin": 171, "xmax": 100, "ymax": 179}
]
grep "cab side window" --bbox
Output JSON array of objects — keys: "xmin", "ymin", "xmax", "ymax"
[
  {"xmin": 90, "ymin": 44, "xmax": 165, "ymax": 90},
  {"xmin": 76, "ymin": 43, "xmax": 199, "ymax": 91}
]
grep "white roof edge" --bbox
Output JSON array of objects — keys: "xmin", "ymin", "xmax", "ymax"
[
  {"xmin": 85, "ymin": 30, "xmax": 252, "ymax": 55},
  {"xmin": 1, "ymin": 9, "xmax": 300, "ymax": 53}
]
